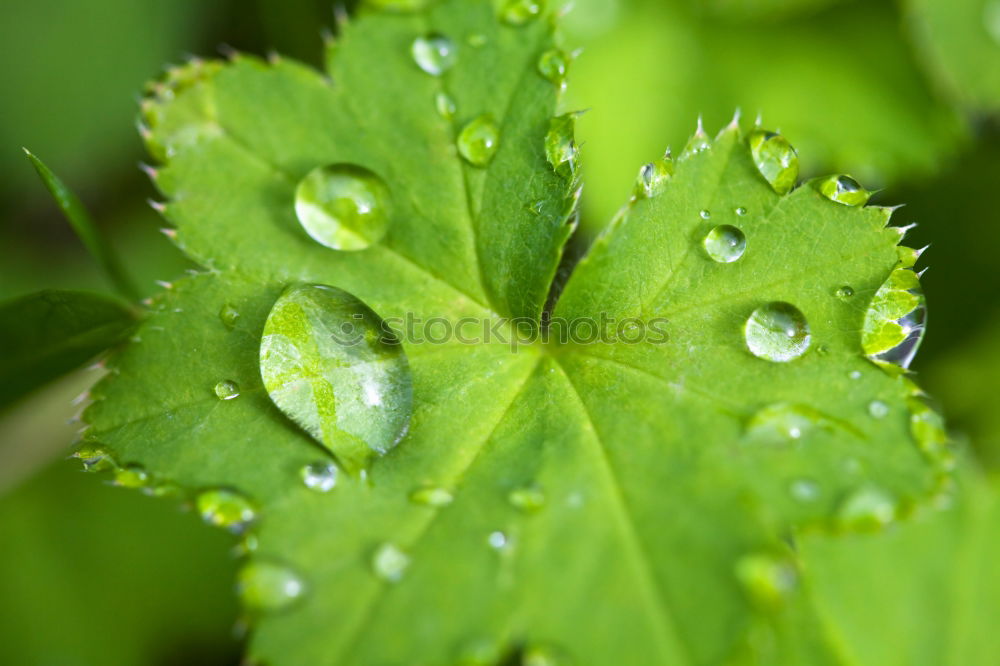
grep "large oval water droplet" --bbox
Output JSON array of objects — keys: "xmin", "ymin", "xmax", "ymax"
[
  {"xmin": 457, "ymin": 115, "xmax": 500, "ymax": 167},
  {"xmin": 372, "ymin": 542, "xmax": 410, "ymax": 582},
  {"xmin": 818, "ymin": 174, "xmax": 870, "ymax": 206},
  {"xmin": 411, "ymin": 33, "xmax": 456, "ymax": 76},
  {"xmin": 501, "ymin": 0, "xmax": 542, "ymax": 25},
  {"xmin": 537, "ymin": 49, "xmax": 569, "ymax": 87},
  {"xmin": 294, "ymin": 164, "xmax": 392, "ymax": 251},
  {"xmin": 260, "ymin": 284, "xmax": 412, "ymax": 474},
  {"xmin": 748, "ymin": 129, "xmax": 799, "ymax": 194},
  {"xmin": 702, "ymin": 225, "xmax": 746, "ymax": 263},
  {"xmin": 744, "ymin": 302, "xmax": 811, "ymax": 362},
  {"xmin": 214, "ymin": 379, "xmax": 240, "ymax": 400},
  {"xmin": 237, "ymin": 560, "xmax": 306, "ymax": 613},
  {"xmin": 196, "ymin": 488, "xmax": 257, "ymax": 534},
  {"xmin": 861, "ymin": 268, "xmax": 926, "ymax": 373},
  {"xmin": 546, "ymin": 114, "xmax": 578, "ymax": 175}
]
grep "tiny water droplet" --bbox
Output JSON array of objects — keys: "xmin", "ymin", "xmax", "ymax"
[
  {"xmin": 699, "ymin": 209, "xmax": 711, "ymax": 220},
  {"xmin": 908, "ymin": 395, "xmax": 952, "ymax": 467},
  {"xmin": 735, "ymin": 206, "xmax": 748, "ymax": 216},
  {"xmin": 73, "ymin": 443, "xmax": 115, "ymax": 472},
  {"xmin": 214, "ymin": 380, "xmax": 240, "ymax": 400},
  {"xmin": 300, "ymin": 462, "xmax": 338, "ymax": 492},
  {"xmin": 702, "ymin": 225, "xmax": 746, "ymax": 263},
  {"xmin": 411, "ymin": 33, "xmax": 456, "ymax": 76},
  {"xmin": 868, "ymin": 400, "xmax": 890, "ymax": 419},
  {"xmin": 113, "ymin": 463, "xmax": 150, "ymax": 488},
  {"xmin": 837, "ymin": 486, "xmax": 896, "ymax": 531},
  {"xmin": 537, "ymin": 49, "xmax": 569, "ymax": 87},
  {"xmin": 744, "ymin": 302, "xmax": 811, "ymax": 362},
  {"xmin": 789, "ymin": 478, "xmax": 820, "ymax": 502},
  {"xmin": 294, "ymin": 164, "xmax": 392, "ymax": 251},
  {"xmin": 748, "ymin": 129, "xmax": 799, "ymax": 194},
  {"xmin": 260, "ymin": 284, "xmax": 412, "ymax": 475},
  {"xmin": 835, "ymin": 285, "xmax": 855, "ymax": 299},
  {"xmin": 434, "ymin": 91, "xmax": 456, "ymax": 119},
  {"xmin": 457, "ymin": 115, "xmax": 500, "ymax": 167},
  {"xmin": 487, "ymin": 531, "xmax": 508, "ymax": 549},
  {"xmin": 849, "ymin": 370, "xmax": 862, "ymax": 380},
  {"xmin": 746, "ymin": 403, "xmax": 828, "ymax": 444},
  {"xmin": 818, "ymin": 174, "xmax": 870, "ymax": 206},
  {"xmin": 816, "ymin": 343, "xmax": 830, "ymax": 355},
  {"xmin": 219, "ymin": 303, "xmax": 240, "ymax": 329},
  {"xmin": 508, "ymin": 486, "xmax": 546, "ymax": 512},
  {"xmin": 237, "ymin": 560, "xmax": 305, "ymax": 613},
  {"xmin": 372, "ymin": 542, "xmax": 410, "ymax": 582},
  {"xmin": 410, "ymin": 485, "xmax": 454, "ymax": 507},
  {"xmin": 196, "ymin": 488, "xmax": 257, "ymax": 534},
  {"xmin": 861, "ymin": 268, "xmax": 926, "ymax": 372},
  {"xmin": 501, "ymin": 0, "xmax": 543, "ymax": 25},
  {"xmin": 634, "ymin": 158, "xmax": 672, "ymax": 198},
  {"xmin": 735, "ymin": 552, "xmax": 798, "ymax": 610}
]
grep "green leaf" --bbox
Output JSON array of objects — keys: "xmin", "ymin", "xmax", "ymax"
[
  {"xmin": 0, "ymin": 290, "xmax": 136, "ymax": 409},
  {"xmin": 83, "ymin": 1, "xmax": 946, "ymax": 663}
]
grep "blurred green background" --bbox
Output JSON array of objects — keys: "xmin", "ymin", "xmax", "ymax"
[{"xmin": 1, "ymin": 0, "xmax": 998, "ymax": 663}]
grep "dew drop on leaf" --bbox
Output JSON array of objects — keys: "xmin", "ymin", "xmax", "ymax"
[
  {"xmin": 457, "ymin": 115, "xmax": 500, "ymax": 167},
  {"xmin": 501, "ymin": 0, "xmax": 543, "ymax": 26},
  {"xmin": 300, "ymin": 462, "xmax": 338, "ymax": 492},
  {"xmin": 748, "ymin": 129, "xmax": 799, "ymax": 195},
  {"xmin": 702, "ymin": 225, "xmax": 746, "ymax": 263},
  {"xmin": 735, "ymin": 206, "xmax": 747, "ymax": 216},
  {"xmin": 73, "ymin": 443, "xmax": 115, "ymax": 472},
  {"xmin": 219, "ymin": 303, "xmax": 240, "ymax": 329},
  {"xmin": 237, "ymin": 560, "xmax": 306, "ymax": 613},
  {"xmin": 745, "ymin": 403, "xmax": 827, "ymax": 443},
  {"xmin": 734, "ymin": 552, "xmax": 798, "ymax": 610},
  {"xmin": 837, "ymin": 486, "xmax": 896, "ymax": 531},
  {"xmin": 868, "ymin": 400, "xmax": 890, "ymax": 419},
  {"xmin": 372, "ymin": 542, "xmax": 410, "ymax": 582},
  {"xmin": 744, "ymin": 302, "xmax": 811, "ymax": 362},
  {"xmin": 409, "ymin": 486, "xmax": 454, "ymax": 507},
  {"xmin": 260, "ymin": 284, "xmax": 412, "ymax": 474},
  {"xmin": 788, "ymin": 478, "xmax": 820, "ymax": 502},
  {"xmin": 113, "ymin": 463, "xmax": 150, "ymax": 488},
  {"xmin": 294, "ymin": 164, "xmax": 392, "ymax": 251},
  {"xmin": 196, "ymin": 488, "xmax": 257, "ymax": 534},
  {"xmin": 508, "ymin": 485, "xmax": 546, "ymax": 512},
  {"xmin": 434, "ymin": 91, "xmax": 457, "ymax": 119},
  {"xmin": 634, "ymin": 158, "xmax": 672, "ymax": 198},
  {"xmin": 537, "ymin": 48, "xmax": 569, "ymax": 87},
  {"xmin": 699, "ymin": 209, "xmax": 711, "ymax": 220},
  {"xmin": 487, "ymin": 530, "xmax": 508, "ymax": 550},
  {"xmin": 861, "ymin": 268, "xmax": 926, "ymax": 372},
  {"xmin": 818, "ymin": 174, "xmax": 870, "ymax": 206},
  {"xmin": 411, "ymin": 33, "xmax": 456, "ymax": 76},
  {"xmin": 835, "ymin": 285, "xmax": 855, "ymax": 299},
  {"xmin": 214, "ymin": 379, "xmax": 240, "ymax": 400},
  {"xmin": 546, "ymin": 114, "xmax": 578, "ymax": 175}
]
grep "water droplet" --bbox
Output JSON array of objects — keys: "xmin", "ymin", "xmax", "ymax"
[
  {"xmin": 73, "ymin": 443, "xmax": 115, "ymax": 472},
  {"xmin": 214, "ymin": 380, "xmax": 240, "ymax": 400},
  {"xmin": 434, "ymin": 91, "xmax": 456, "ymax": 119},
  {"xmin": 815, "ymin": 343, "xmax": 830, "ymax": 355},
  {"xmin": 466, "ymin": 33, "xmax": 487, "ymax": 48},
  {"xmin": 545, "ymin": 114, "xmax": 577, "ymax": 175},
  {"xmin": 789, "ymin": 478, "xmax": 820, "ymax": 502},
  {"xmin": 702, "ymin": 225, "xmax": 747, "ymax": 263},
  {"xmin": 113, "ymin": 463, "xmax": 150, "ymax": 488},
  {"xmin": 457, "ymin": 115, "xmax": 500, "ymax": 167},
  {"xmin": 735, "ymin": 206, "xmax": 748, "ymax": 216},
  {"xmin": 868, "ymin": 400, "xmax": 890, "ymax": 419},
  {"xmin": 908, "ymin": 395, "xmax": 952, "ymax": 467},
  {"xmin": 508, "ymin": 486, "xmax": 546, "ymax": 512},
  {"xmin": 744, "ymin": 302, "xmax": 811, "ymax": 362},
  {"xmin": 501, "ymin": 0, "xmax": 542, "ymax": 25},
  {"xmin": 746, "ymin": 403, "xmax": 829, "ymax": 443},
  {"xmin": 196, "ymin": 488, "xmax": 257, "ymax": 534},
  {"xmin": 411, "ymin": 33, "xmax": 456, "ymax": 76},
  {"xmin": 849, "ymin": 370, "xmax": 862, "ymax": 380},
  {"xmin": 523, "ymin": 644, "xmax": 569, "ymax": 666},
  {"xmin": 487, "ymin": 531, "xmax": 508, "ymax": 549},
  {"xmin": 219, "ymin": 303, "xmax": 240, "ymax": 329},
  {"xmin": 735, "ymin": 552, "xmax": 798, "ymax": 610},
  {"xmin": 835, "ymin": 285, "xmax": 855, "ymax": 299},
  {"xmin": 748, "ymin": 129, "xmax": 799, "ymax": 194},
  {"xmin": 698, "ymin": 209, "xmax": 711, "ymax": 220},
  {"xmin": 634, "ymin": 158, "xmax": 672, "ymax": 198},
  {"xmin": 260, "ymin": 284, "xmax": 412, "ymax": 475},
  {"xmin": 410, "ymin": 486, "xmax": 454, "ymax": 507},
  {"xmin": 300, "ymin": 462, "xmax": 338, "ymax": 492},
  {"xmin": 237, "ymin": 560, "xmax": 305, "ymax": 613},
  {"xmin": 837, "ymin": 486, "xmax": 896, "ymax": 531},
  {"xmin": 861, "ymin": 268, "xmax": 926, "ymax": 373},
  {"xmin": 294, "ymin": 164, "xmax": 392, "ymax": 251},
  {"xmin": 372, "ymin": 542, "xmax": 410, "ymax": 582},
  {"xmin": 537, "ymin": 49, "xmax": 569, "ymax": 87},
  {"xmin": 818, "ymin": 174, "xmax": 870, "ymax": 206}
]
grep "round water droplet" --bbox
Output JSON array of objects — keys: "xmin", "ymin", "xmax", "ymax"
[
  {"xmin": 868, "ymin": 400, "xmax": 890, "ymax": 419},
  {"xmin": 219, "ymin": 303, "xmax": 240, "ymax": 329},
  {"xmin": 409, "ymin": 485, "xmax": 454, "ymax": 507},
  {"xmin": 735, "ymin": 552, "xmax": 798, "ymax": 610},
  {"xmin": 214, "ymin": 380, "xmax": 240, "ymax": 400},
  {"xmin": 861, "ymin": 268, "xmax": 926, "ymax": 372},
  {"xmin": 634, "ymin": 158, "xmax": 672, "ymax": 198},
  {"xmin": 789, "ymin": 478, "xmax": 820, "ymax": 502},
  {"xmin": 702, "ymin": 225, "xmax": 747, "ymax": 263},
  {"xmin": 260, "ymin": 284, "xmax": 412, "ymax": 475},
  {"xmin": 434, "ymin": 91, "xmax": 456, "ymax": 119},
  {"xmin": 748, "ymin": 129, "xmax": 799, "ymax": 194},
  {"xmin": 294, "ymin": 164, "xmax": 392, "ymax": 251},
  {"xmin": 300, "ymin": 462, "xmax": 338, "ymax": 492},
  {"xmin": 457, "ymin": 115, "xmax": 500, "ymax": 167},
  {"xmin": 487, "ymin": 531, "xmax": 508, "ymax": 549},
  {"xmin": 537, "ymin": 49, "xmax": 569, "ymax": 87},
  {"xmin": 196, "ymin": 488, "xmax": 257, "ymax": 534},
  {"xmin": 372, "ymin": 542, "xmax": 410, "ymax": 582},
  {"xmin": 73, "ymin": 443, "xmax": 115, "ymax": 472},
  {"xmin": 818, "ymin": 174, "xmax": 870, "ymax": 206},
  {"xmin": 113, "ymin": 463, "xmax": 150, "ymax": 488},
  {"xmin": 735, "ymin": 206, "xmax": 748, "ymax": 216},
  {"xmin": 746, "ymin": 403, "xmax": 829, "ymax": 444},
  {"xmin": 837, "ymin": 486, "xmax": 896, "ymax": 531},
  {"xmin": 699, "ymin": 209, "xmax": 711, "ymax": 220},
  {"xmin": 849, "ymin": 370, "xmax": 862, "ymax": 380},
  {"xmin": 411, "ymin": 33, "xmax": 456, "ymax": 76},
  {"xmin": 508, "ymin": 486, "xmax": 546, "ymax": 512},
  {"xmin": 744, "ymin": 302, "xmax": 811, "ymax": 362},
  {"xmin": 237, "ymin": 560, "xmax": 305, "ymax": 613},
  {"xmin": 501, "ymin": 0, "xmax": 543, "ymax": 25},
  {"xmin": 835, "ymin": 285, "xmax": 855, "ymax": 299}
]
